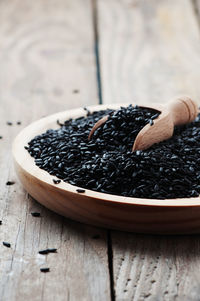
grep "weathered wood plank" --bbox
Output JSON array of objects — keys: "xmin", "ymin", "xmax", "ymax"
[
  {"xmin": 97, "ymin": 0, "xmax": 200, "ymax": 300},
  {"xmin": 98, "ymin": 0, "xmax": 200, "ymax": 105},
  {"xmin": 0, "ymin": 1, "xmax": 110, "ymax": 300},
  {"xmin": 110, "ymin": 233, "xmax": 200, "ymax": 301}
]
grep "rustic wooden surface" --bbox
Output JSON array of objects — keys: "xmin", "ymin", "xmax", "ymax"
[
  {"xmin": 97, "ymin": 0, "xmax": 200, "ymax": 300},
  {"xmin": 0, "ymin": 1, "xmax": 110, "ymax": 301},
  {"xmin": 1, "ymin": 0, "xmax": 200, "ymax": 300},
  {"xmin": 98, "ymin": 0, "xmax": 200, "ymax": 105}
]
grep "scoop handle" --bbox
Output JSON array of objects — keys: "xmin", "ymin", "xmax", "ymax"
[{"xmin": 168, "ymin": 97, "xmax": 198, "ymax": 126}]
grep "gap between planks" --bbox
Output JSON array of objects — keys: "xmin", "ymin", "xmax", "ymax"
[{"xmin": 92, "ymin": 0, "xmax": 103, "ymax": 105}]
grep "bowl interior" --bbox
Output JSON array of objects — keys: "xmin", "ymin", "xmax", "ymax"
[{"xmin": 13, "ymin": 104, "xmax": 200, "ymax": 207}]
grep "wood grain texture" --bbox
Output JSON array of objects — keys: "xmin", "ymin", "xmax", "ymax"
[
  {"xmin": 0, "ymin": 0, "xmax": 110, "ymax": 300},
  {"xmin": 111, "ymin": 233, "xmax": 200, "ymax": 301},
  {"xmin": 97, "ymin": 0, "xmax": 200, "ymax": 300},
  {"xmin": 97, "ymin": 0, "xmax": 200, "ymax": 105}
]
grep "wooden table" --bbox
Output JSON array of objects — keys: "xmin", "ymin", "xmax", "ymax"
[{"xmin": 1, "ymin": 0, "xmax": 200, "ymax": 300}]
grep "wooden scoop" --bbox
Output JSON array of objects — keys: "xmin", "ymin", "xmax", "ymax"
[{"xmin": 88, "ymin": 97, "xmax": 199, "ymax": 151}]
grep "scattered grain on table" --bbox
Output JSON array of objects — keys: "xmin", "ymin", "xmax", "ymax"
[
  {"xmin": 31, "ymin": 212, "xmax": 41, "ymax": 217},
  {"xmin": 3, "ymin": 242, "xmax": 11, "ymax": 248},
  {"xmin": 6, "ymin": 181, "xmax": 15, "ymax": 186},
  {"xmin": 40, "ymin": 268, "xmax": 50, "ymax": 273}
]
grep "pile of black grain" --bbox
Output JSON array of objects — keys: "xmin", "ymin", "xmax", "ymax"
[{"xmin": 26, "ymin": 105, "xmax": 200, "ymax": 199}]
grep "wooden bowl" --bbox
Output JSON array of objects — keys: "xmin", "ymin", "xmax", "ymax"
[{"xmin": 12, "ymin": 104, "xmax": 200, "ymax": 234}]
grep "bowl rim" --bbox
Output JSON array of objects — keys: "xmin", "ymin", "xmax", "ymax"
[{"xmin": 12, "ymin": 103, "xmax": 200, "ymax": 207}]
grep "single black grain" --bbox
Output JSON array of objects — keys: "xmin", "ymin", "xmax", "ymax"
[
  {"xmin": 40, "ymin": 268, "xmax": 50, "ymax": 273},
  {"xmin": 57, "ymin": 119, "xmax": 64, "ymax": 126},
  {"xmin": 149, "ymin": 119, "xmax": 154, "ymax": 126},
  {"xmin": 83, "ymin": 107, "xmax": 91, "ymax": 116},
  {"xmin": 0, "ymin": 136, "xmax": 2, "ymax": 139},
  {"xmin": 6, "ymin": 121, "xmax": 12, "ymax": 126},
  {"xmin": 26, "ymin": 105, "xmax": 200, "ymax": 199},
  {"xmin": 39, "ymin": 248, "xmax": 57, "ymax": 255},
  {"xmin": 31, "ymin": 212, "xmax": 41, "ymax": 217},
  {"xmin": 76, "ymin": 189, "xmax": 85, "ymax": 193},
  {"xmin": 3, "ymin": 242, "xmax": 11, "ymax": 248},
  {"xmin": 53, "ymin": 179, "xmax": 61, "ymax": 184},
  {"xmin": 17, "ymin": 121, "xmax": 21, "ymax": 125},
  {"xmin": 6, "ymin": 181, "xmax": 15, "ymax": 186}
]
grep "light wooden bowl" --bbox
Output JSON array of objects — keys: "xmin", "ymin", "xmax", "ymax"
[{"xmin": 12, "ymin": 104, "xmax": 200, "ymax": 234}]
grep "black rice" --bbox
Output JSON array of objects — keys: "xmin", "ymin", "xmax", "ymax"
[
  {"xmin": 6, "ymin": 181, "xmax": 15, "ymax": 186},
  {"xmin": 26, "ymin": 105, "xmax": 200, "ymax": 199},
  {"xmin": 6, "ymin": 122, "xmax": 12, "ymax": 126},
  {"xmin": 53, "ymin": 179, "xmax": 61, "ymax": 184},
  {"xmin": 3, "ymin": 242, "xmax": 11, "ymax": 248},
  {"xmin": 39, "ymin": 248, "xmax": 57, "ymax": 255},
  {"xmin": 76, "ymin": 189, "xmax": 85, "ymax": 193},
  {"xmin": 40, "ymin": 268, "xmax": 50, "ymax": 273},
  {"xmin": 31, "ymin": 212, "xmax": 41, "ymax": 217},
  {"xmin": 149, "ymin": 119, "xmax": 154, "ymax": 126}
]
